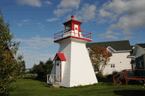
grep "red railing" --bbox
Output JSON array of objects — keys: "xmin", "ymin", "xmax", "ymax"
[
  {"xmin": 54, "ymin": 30, "xmax": 91, "ymax": 40},
  {"xmin": 113, "ymin": 69, "xmax": 145, "ymax": 85}
]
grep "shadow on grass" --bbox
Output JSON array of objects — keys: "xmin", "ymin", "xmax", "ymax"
[
  {"xmin": 114, "ymin": 90, "xmax": 145, "ymax": 96},
  {"xmin": 97, "ymin": 74, "xmax": 144, "ymax": 86},
  {"xmin": 23, "ymin": 76, "xmax": 47, "ymax": 83}
]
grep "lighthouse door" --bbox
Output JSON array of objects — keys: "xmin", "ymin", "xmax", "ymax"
[{"xmin": 55, "ymin": 61, "xmax": 60, "ymax": 82}]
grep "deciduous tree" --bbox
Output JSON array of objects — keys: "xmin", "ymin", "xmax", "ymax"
[{"xmin": 89, "ymin": 45, "xmax": 112, "ymax": 74}]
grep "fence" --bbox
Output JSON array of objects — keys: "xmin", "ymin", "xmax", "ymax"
[
  {"xmin": 120, "ymin": 69, "xmax": 145, "ymax": 79},
  {"xmin": 54, "ymin": 30, "xmax": 91, "ymax": 41},
  {"xmin": 47, "ymin": 74, "xmax": 60, "ymax": 87}
]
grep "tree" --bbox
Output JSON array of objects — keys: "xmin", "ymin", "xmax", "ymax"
[
  {"xmin": 29, "ymin": 69, "xmax": 33, "ymax": 74},
  {"xmin": 19, "ymin": 60, "xmax": 26, "ymax": 74},
  {"xmin": 89, "ymin": 45, "xmax": 112, "ymax": 74},
  {"xmin": 0, "ymin": 9, "xmax": 26, "ymax": 95},
  {"xmin": 31, "ymin": 58, "xmax": 53, "ymax": 79},
  {"xmin": 43, "ymin": 58, "xmax": 53, "ymax": 78}
]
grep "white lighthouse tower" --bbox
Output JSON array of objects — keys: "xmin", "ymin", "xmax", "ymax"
[{"xmin": 48, "ymin": 15, "xmax": 98, "ymax": 87}]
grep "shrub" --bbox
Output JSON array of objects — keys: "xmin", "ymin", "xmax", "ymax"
[
  {"xmin": 112, "ymin": 71, "xmax": 119, "ymax": 76},
  {"xmin": 96, "ymin": 72, "xmax": 107, "ymax": 79}
]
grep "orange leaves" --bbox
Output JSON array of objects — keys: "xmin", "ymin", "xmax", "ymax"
[{"xmin": 90, "ymin": 45, "xmax": 112, "ymax": 72}]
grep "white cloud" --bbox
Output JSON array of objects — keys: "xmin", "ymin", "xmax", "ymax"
[
  {"xmin": 57, "ymin": 0, "xmax": 80, "ymax": 9},
  {"xmin": 99, "ymin": 31, "xmax": 113, "ymax": 36},
  {"xmin": 43, "ymin": 1, "xmax": 52, "ymax": 5},
  {"xmin": 99, "ymin": 30, "xmax": 122, "ymax": 37},
  {"xmin": 73, "ymin": 3, "xmax": 97, "ymax": 22},
  {"xmin": 99, "ymin": 30, "xmax": 119, "ymax": 40},
  {"xmin": 21, "ymin": 19, "xmax": 29, "ymax": 22},
  {"xmin": 37, "ymin": 23, "xmax": 45, "ymax": 32},
  {"xmin": 53, "ymin": 0, "xmax": 81, "ymax": 16},
  {"xmin": 17, "ymin": 19, "xmax": 30, "ymax": 27},
  {"xmin": 100, "ymin": 35, "xmax": 118, "ymax": 40},
  {"xmin": 53, "ymin": 9, "xmax": 72, "ymax": 16},
  {"xmin": 16, "ymin": 0, "xmax": 42, "ymax": 7},
  {"xmin": 18, "ymin": 23, "xmax": 22, "ymax": 27},
  {"xmin": 14, "ymin": 49, "xmax": 55, "ymax": 68},
  {"xmin": 98, "ymin": 0, "xmax": 145, "ymax": 35},
  {"xmin": 110, "ymin": 13, "xmax": 145, "ymax": 30},
  {"xmin": 12, "ymin": 35, "xmax": 54, "ymax": 49},
  {"xmin": 113, "ymin": 32, "xmax": 122, "ymax": 35},
  {"xmin": 37, "ymin": 23, "xmax": 42, "ymax": 25},
  {"xmin": 122, "ymin": 36, "xmax": 134, "ymax": 40},
  {"xmin": 46, "ymin": 18, "xmax": 58, "ymax": 22},
  {"xmin": 99, "ymin": 9, "xmax": 112, "ymax": 17}
]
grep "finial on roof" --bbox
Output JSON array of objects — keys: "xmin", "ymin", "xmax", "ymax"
[{"xmin": 71, "ymin": 15, "xmax": 74, "ymax": 20}]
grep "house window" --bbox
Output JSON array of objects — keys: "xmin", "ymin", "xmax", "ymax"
[
  {"xmin": 139, "ymin": 61, "xmax": 143, "ymax": 68},
  {"xmin": 111, "ymin": 64, "xmax": 115, "ymax": 68}
]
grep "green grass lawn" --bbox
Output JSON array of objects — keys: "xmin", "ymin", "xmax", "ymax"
[{"xmin": 8, "ymin": 76, "xmax": 145, "ymax": 96}]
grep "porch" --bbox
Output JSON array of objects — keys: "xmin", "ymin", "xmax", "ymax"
[{"xmin": 113, "ymin": 69, "xmax": 145, "ymax": 85}]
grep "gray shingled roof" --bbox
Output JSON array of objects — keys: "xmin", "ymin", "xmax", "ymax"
[
  {"xmin": 86, "ymin": 40, "xmax": 131, "ymax": 51},
  {"xmin": 137, "ymin": 43, "xmax": 145, "ymax": 48},
  {"xmin": 130, "ymin": 45, "xmax": 135, "ymax": 49}
]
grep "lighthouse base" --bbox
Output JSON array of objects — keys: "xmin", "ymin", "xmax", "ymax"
[{"xmin": 49, "ymin": 38, "xmax": 98, "ymax": 87}]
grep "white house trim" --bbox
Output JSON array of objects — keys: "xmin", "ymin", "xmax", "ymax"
[{"xmin": 106, "ymin": 46, "xmax": 131, "ymax": 53}]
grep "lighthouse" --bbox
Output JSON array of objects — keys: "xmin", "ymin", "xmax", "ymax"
[{"xmin": 48, "ymin": 15, "xmax": 98, "ymax": 87}]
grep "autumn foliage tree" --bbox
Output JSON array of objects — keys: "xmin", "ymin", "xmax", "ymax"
[
  {"xmin": 0, "ymin": 9, "xmax": 26, "ymax": 95},
  {"xmin": 89, "ymin": 45, "xmax": 112, "ymax": 74}
]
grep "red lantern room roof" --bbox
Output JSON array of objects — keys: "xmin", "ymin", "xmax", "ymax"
[
  {"xmin": 53, "ymin": 53, "xmax": 66, "ymax": 61},
  {"xmin": 63, "ymin": 15, "xmax": 82, "ymax": 26}
]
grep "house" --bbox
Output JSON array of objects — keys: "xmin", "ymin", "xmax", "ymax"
[
  {"xmin": 128, "ymin": 43, "xmax": 145, "ymax": 76},
  {"xmin": 128, "ymin": 45, "xmax": 136, "ymax": 69},
  {"xmin": 86, "ymin": 40, "xmax": 132, "ymax": 76}
]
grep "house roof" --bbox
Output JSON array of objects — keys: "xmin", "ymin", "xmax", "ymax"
[
  {"xmin": 137, "ymin": 43, "xmax": 145, "ymax": 48},
  {"xmin": 86, "ymin": 40, "xmax": 131, "ymax": 51},
  {"xmin": 130, "ymin": 45, "xmax": 135, "ymax": 49},
  {"xmin": 53, "ymin": 53, "xmax": 66, "ymax": 61}
]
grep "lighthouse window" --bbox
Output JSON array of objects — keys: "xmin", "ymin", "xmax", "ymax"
[{"xmin": 66, "ymin": 24, "xmax": 71, "ymax": 32}]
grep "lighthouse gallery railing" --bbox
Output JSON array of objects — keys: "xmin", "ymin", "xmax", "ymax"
[{"xmin": 54, "ymin": 30, "xmax": 91, "ymax": 40}]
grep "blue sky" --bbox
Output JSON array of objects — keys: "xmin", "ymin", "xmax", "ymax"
[{"xmin": 0, "ymin": 0, "xmax": 145, "ymax": 69}]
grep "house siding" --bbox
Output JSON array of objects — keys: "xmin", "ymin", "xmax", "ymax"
[
  {"xmin": 144, "ymin": 54, "xmax": 145, "ymax": 68},
  {"xmin": 135, "ymin": 55, "xmax": 144, "ymax": 69},
  {"xmin": 134, "ymin": 54, "xmax": 145, "ymax": 77},
  {"xmin": 100, "ymin": 52, "xmax": 131, "ymax": 76},
  {"xmin": 135, "ymin": 45, "xmax": 144, "ymax": 58}
]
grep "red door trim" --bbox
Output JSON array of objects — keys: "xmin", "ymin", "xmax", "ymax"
[{"xmin": 60, "ymin": 62, "xmax": 62, "ymax": 82}]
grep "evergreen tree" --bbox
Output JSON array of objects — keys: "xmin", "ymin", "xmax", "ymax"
[
  {"xmin": 19, "ymin": 60, "xmax": 26, "ymax": 74},
  {"xmin": 31, "ymin": 58, "xmax": 53, "ymax": 79},
  {"xmin": 0, "ymin": 8, "xmax": 26, "ymax": 95}
]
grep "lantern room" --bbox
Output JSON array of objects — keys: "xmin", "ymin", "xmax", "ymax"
[
  {"xmin": 54, "ymin": 15, "xmax": 92, "ymax": 42},
  {"xmin": 63, "ymin": 15, "xmax": 82, "ymax": 33}
]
